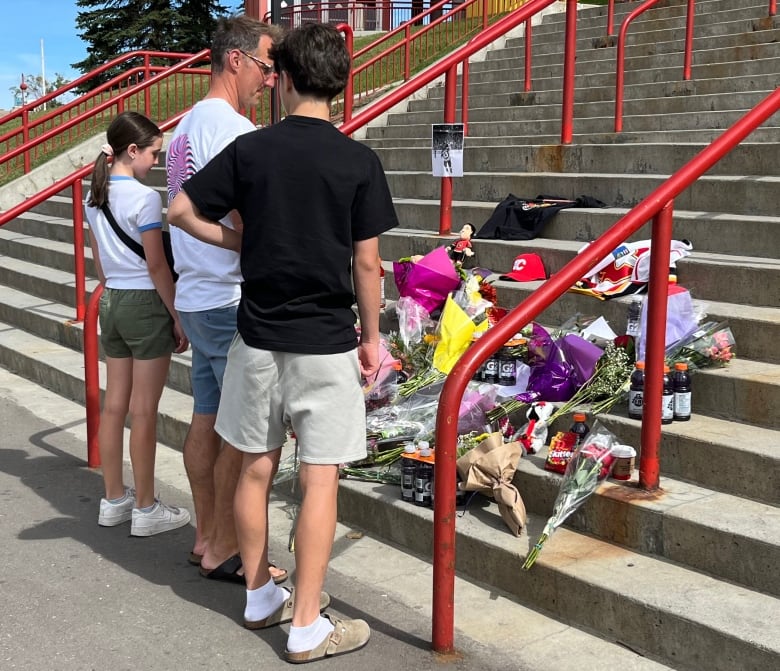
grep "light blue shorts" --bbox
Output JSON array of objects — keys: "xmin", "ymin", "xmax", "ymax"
[
  {"xmin": 215, "ymin": 334, "xmax": 368, "ymax": 465},
  {"xmin": 178, "ymin": 305, "xmax": 238, "ymax": 415}
]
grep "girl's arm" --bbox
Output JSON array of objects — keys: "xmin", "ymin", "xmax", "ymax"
[
  {"xmin": 141, "ymin": 228, "xmax": 188, "ymax": 353},
  {"xmin": 88, "ymin": 229, "xmax": 107, "ymax": 286}
]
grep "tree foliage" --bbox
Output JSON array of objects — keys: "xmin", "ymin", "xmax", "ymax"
[
  {"xmin": 8, "ymin": 74, "xmax": 72, "ymax": 108},
  {"xmin": 72, "ymin": 0, "xmax": 237, "ymax": 77}
]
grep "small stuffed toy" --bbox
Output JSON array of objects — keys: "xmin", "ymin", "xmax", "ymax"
[
  {"xmin": 518, "ymin": 401, "xmax": 555, "ymax": 455},
  {"xmin": 446, "ymin": 223, "xmax": 476, "ymax": 263}
]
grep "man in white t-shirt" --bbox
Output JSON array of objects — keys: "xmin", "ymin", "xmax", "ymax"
[{"xmin": 166, "ymin": 15, "xmax": 286, "ymax": 585}]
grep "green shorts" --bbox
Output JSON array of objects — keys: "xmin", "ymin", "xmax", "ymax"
[{"xmin": 99, "ymin": 288, "xmax": 175, "ymax": 360}]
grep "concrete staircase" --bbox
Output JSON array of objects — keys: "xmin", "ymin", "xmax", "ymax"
[{"xmin": 0, "ymin": 1, "xmax": 778, "ymax": 669}]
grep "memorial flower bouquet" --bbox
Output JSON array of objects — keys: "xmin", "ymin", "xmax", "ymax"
[
  {"xmin": 522, "ymin": 422, "xmax": 617, "ymax": 570},
  {"xmin": 669, "ymin": 321, "xmax": 736, "ymax": 369}
]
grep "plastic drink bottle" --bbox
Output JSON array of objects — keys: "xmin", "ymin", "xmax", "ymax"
[
  {"xmin": 626, "ymin": 297, "xmax": 642, "ymax": 337},
  {"xmin": 569, "ymin": 413, "xmax": 590, "ymax": 446},
  {"xmin": 414, "ymin": 444, "xmax": 433, "ymax": 507},
  {"xmin": 662, "ymin": 365, "xmax": 674, "ymax": 424},
  {"xmin": 498, "ymin": 348, "xmax": 517, "ymax": 386},
  {"xmin": 628, "ymin": 361, "xmax": 645, "ymax": 420},
  {"xmin": 673, "ymin": 361, "xmax": 692, "ymax": 421},
  {"xmin": 400, "ymin": 444, "xmax": 417, "ymax": 502}
]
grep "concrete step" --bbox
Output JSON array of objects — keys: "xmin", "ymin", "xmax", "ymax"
[
  {"xmin": 383, "ymin": 170, "xmax": 780, "ymax": 218},
  {"xmin": 422, "ymin": 55, "xmax": 780, "ymax": 100},
  {"xmin": 532, "ymin": 2, "xmax": 775, "ymax": 43},
  {"xmin": 371, "ymin": 142, "xmax": 780, "ymax": 177},
  {"xmin": 363, "ymin": 126, "xmax": 780, "ymax": 148},
  {"xmin": 473, "ymin": 40, "xmax": 780, "ymax": 83},
  {"xmin": 388, "ymin": 199, "xmax": 780, "ymax": 260},
  {"xmin": 486, "ymin": 25, "xmax": 780, "ymax": 68},
  {"xmin": 394, "ymin": 89, "xmax": 774, "ymax": 124},
  {"xmin": 410, "ymin": 73, "xmax": 780, "ymax": 111}
]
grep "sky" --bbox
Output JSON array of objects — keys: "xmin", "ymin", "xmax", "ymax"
[{"xmin": 0, "ymin": 0, "xmax": 244, "ymax": 112}]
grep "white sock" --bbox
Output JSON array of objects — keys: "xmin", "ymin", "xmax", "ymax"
[
  {"xmin": 286, "ymin": 615, "xmax": 335, "ymax": 653},
  {"xmin": 244, "ymin": 577, "xmax": 290, "ymax": 622}
]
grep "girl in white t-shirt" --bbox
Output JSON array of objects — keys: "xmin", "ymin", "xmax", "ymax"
[{"xmin": 85, "ymin": 111, "xmax": 190, "ymax": 536}]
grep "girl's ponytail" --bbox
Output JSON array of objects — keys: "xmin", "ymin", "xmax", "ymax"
[{"xmin": 87, "ymin": 145, "xmax": 113, "ymax": 207}]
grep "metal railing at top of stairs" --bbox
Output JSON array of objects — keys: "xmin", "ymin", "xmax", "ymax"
[
  {"xmin": 0, "ymin": 49, "xmax": 215, "ymax": 179},
  {"xmin": 612, "ymin": 0, "xmax": 778, "ymax": 132}
]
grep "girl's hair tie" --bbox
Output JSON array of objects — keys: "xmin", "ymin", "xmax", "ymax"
[{"xmin": 101, "ymin": 143, "xmax": 114, "ymax": 157}]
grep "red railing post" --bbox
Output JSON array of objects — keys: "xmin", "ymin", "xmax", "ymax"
[
  {"xmin": 683, "ymin": 0, "xmax": 695, "ymax": 81},
  {"xmin": 22, "ymin": 107, "xmax": 31, "ymax": 173},
  {"xmin": 482, "ymin": 0, "xmax": 489, "ymax": 30},
  {"xmin": 770, "ymin": 0, "xmax": 776, "ymax": 17},
  {"xmin": 144, "ymin": 53, "xmax": 152, "ymax": 116},
  {"xmin": 461, "ymin": 59, "xmax": 469, "ymax": 135},
  {"xmin": 607, "ymin": 0, "xmax": 616, "ymax": 36},
  {"xmin": 404, "ymin": 25, "xmax": 412, "ymax": 81},
  {"xmin": 340, "ymin": 23, "xmax": 355, "ymax": 124},
  {"xmin": 84, "ymin": 284, "xmax": 103, "ymax": 468},
  {"xmin": 438, "ymin": 64, "xmax": 457, "ymax": 236},
  {"xmin": 524, "ymin": 18, "xmax": 532, "ymax": 92},
  {"xmin": 71, "ymin": 180, "xmax": 87, "ymax": 322},
  {"xmin": 561, "ymin": 0, "xmax": 578, "ymax": 144},
  {"xmin": 639, "ymin": 201, "xmax": 674, "ymax": 490}
]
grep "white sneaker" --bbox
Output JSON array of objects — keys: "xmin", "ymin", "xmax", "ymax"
[
  {"xmin": 98, "ymin": 488, "xmax": 136, "ymax": 526},
  {"xmin": 131, "ymin": 500, "xmax": 191, "ymax": 537}
]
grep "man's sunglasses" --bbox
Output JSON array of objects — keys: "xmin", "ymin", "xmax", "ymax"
[{"xmin": 239, "ymin": 49, "xmax": 275, "ymax": 77}]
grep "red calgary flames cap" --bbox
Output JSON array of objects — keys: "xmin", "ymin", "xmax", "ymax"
[{"xmin": 500, "ymin": 253, "xmax": 546, "ymax": 282}]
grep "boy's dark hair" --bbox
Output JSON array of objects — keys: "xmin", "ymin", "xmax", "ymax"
[
  {"xmin": 270, "ymin": 23, "xmax": 350, "ymax": 101},
  {"xmin": 88, "ymin": 111, "xmax": 161, "ymax": 207},
  {"xmin": 210, "ymin": 14, "xmax": 283, "ymax": 75}
]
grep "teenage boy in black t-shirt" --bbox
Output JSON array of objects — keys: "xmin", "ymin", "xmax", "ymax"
[{"xmin": 167, "ymin": 22, "xmax": 398, "ymax": 663}]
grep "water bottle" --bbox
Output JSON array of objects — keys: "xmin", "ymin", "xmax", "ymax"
[
  {"xmin": 628, "ymin": 361, "xmax": 645, "ymax": 420},
  {"xmin": 400, "ymin": 443, "xmax": 417, "ymax": 503},
  {"xmin": 498, "ymin": 348, "xmax": 517, "ymax": 386},
  {"xmin": 626, "ymin": 296, "xmax": 642, "ymax": 337},
  {"xmin": 569, "ymin": 413, "xmax": 590, "ymax": 447},
  {"xmin": 673, "ymin": 361, "xmax": 692, "ymax": 421},
  {"xmin": 662, "ymin": 365, "xmax": 674, "ymax": 424},
  {"xmin": 414, "ymin": 444, "xmax": 434, "ymax": 507}
]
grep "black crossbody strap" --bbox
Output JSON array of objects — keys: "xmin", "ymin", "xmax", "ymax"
[{"xmin": 100, "ymin": 203, "xmax": 146, "ymax": 260}]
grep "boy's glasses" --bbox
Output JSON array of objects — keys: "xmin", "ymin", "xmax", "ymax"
[{"xmin": 239, "ymin": 50, "xmax": 275, "ymax": 77}]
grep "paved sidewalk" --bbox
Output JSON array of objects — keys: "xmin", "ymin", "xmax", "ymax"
[{"xmin": 0, "ymin": 367, "xmax": 673, "ymax": 671}]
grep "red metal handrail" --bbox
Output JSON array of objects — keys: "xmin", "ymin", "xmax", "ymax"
[
  {"xmin": 347, "ymin": 0, "xmax": 493, "ymax": 111},
  {"xmin": 433, "ymin": 86, "xmax": 780, "ymax": 651},
  {"xmin": 0, "ymin": 50, "xmax": 212, "ymax": 177}
]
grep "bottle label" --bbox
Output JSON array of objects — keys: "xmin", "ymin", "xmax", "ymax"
[
  {"xmin": 674, "ymin": 391, "xmax": 692, "ymax": 417},
  {"xmin": 498, "ymin": 359, "xmax": 516, "ymax": 385},
  {"xmin": 483, "ymin": 358, "xmax": 499, "ymax": 382},
  {"xmin": 662, "ymin": 393, "xmax": 674, "ymax": 420},
  {"xmin": 628, "ymin": 390, "xmax": 644, "ymax": 416}
]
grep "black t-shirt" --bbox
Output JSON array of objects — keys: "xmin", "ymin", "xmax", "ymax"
[{"xmin": 182, "ymin": 115, "xmax": 398, "ymax": 354}]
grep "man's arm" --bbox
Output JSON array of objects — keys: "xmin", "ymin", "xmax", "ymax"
[
  {"xmin": 352, "ymin": 236, "xmax": 381, "ymax": 381},
  {"xmin": 167, "ymin": 190, "xmax": 241, "ymax": 253}
]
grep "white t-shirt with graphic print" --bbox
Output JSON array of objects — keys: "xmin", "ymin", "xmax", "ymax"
[{"xmin": 166, "ymin": 98, "xmax": 256, "ymax": 312}]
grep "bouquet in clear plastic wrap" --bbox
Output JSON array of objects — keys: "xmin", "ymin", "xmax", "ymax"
[
  {"xmin": 522, "ymin": 422, "xmax": 617, "ymax": 570},
  {"xmin": 669, "ymin": 321, "xmax": 736, "ymax": 369}
]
